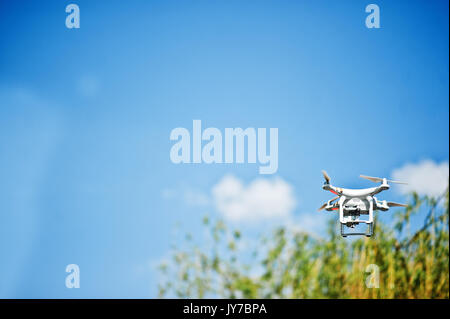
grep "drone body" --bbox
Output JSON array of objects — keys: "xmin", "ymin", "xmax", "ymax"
[{"xmin": 319, "ymin": 171, "xmax": 407, "ymax": 237}]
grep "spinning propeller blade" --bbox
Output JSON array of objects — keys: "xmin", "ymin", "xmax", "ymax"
[
  {"xmin": 322, "ymin": 170, "xmax": 331, "ymax": 184},
  {"xmin": 387, "ymin": 180, "xmax": 408, "ymax": 185},
  {"xmin": 359, "ymin": 175, "xmax": 383, "ymax": 183},
  {"xmin": 387, "ymin": 201, "xmax": 408, "ymax": 208},
  {"xmin": 317, "ymin": 196, "xmax": 339, "ymax": 211},
  {"xmin": 359, "ymin": 175, "xmax": 407, "ymax": 185}
]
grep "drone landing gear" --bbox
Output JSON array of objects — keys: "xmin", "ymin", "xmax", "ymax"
[{"xmin": 341, "ymin": 223, "xmax": 373, "ymax": 237}]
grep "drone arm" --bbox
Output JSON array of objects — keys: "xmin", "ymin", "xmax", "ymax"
[{"xmin": 372, "ymin": 182, "xmax": 389, "ymax": 196}]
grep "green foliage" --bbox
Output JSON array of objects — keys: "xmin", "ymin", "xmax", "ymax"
[{"xmin": 158, "ymin": 189, "xmax": 449, "ymax": 299}]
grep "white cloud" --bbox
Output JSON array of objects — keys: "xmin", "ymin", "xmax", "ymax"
[
  {"xmin": 211, "ymin": 175, "xmax": 297, "ymax": 222},
  {"xmin": 391, "ymin": 159, "xmax": 449, "ymax": 198},
  {"xmin": 162, "ymin": 175, "xmax": 327, "ymax": 236}
]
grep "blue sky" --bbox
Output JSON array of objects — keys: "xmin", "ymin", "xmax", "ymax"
[{"xmin": 0, "ymin": 0, "xmax": 448, "ymax": 298}]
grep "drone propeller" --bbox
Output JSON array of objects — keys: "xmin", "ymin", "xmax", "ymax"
[
  {"xmin": 322, "ymin": 170, "xmax": 331, "ymax": 184},
  {"xmin": 359, "ymin": 175, "xmax": 407, "ymax": 185},
  {"xmin": 318, "ymin": 196, "xmax": 339, "ymax": 211},
  {"xmin": 387, "ymin": 201, "xmax": 408, "ymax": 208}
]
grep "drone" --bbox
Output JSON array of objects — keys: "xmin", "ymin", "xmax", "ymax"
[{"xmin": 318, "ymin": 170, "xmax": 408, "ymax": 237}]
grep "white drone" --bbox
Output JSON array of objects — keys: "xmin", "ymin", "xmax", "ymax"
[{"xmin": 318, "ymin": 170, "xmax": 407, "ymax": 237}]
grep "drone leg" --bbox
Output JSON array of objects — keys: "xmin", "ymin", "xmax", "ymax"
[
  {"xmin": 339, "ymin": 196, "xmax": 346, "ymax": 225},
  {"xmin": 341, "ymin": 223, "xmax": 347, "ymax": 237},
  {"xmin": 367, "ymin": 196, "xmax": 373, "ymax": 224},
  {"xmin": 366, "ymin": 196, "xmax": 374, "ymax": 237}
]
